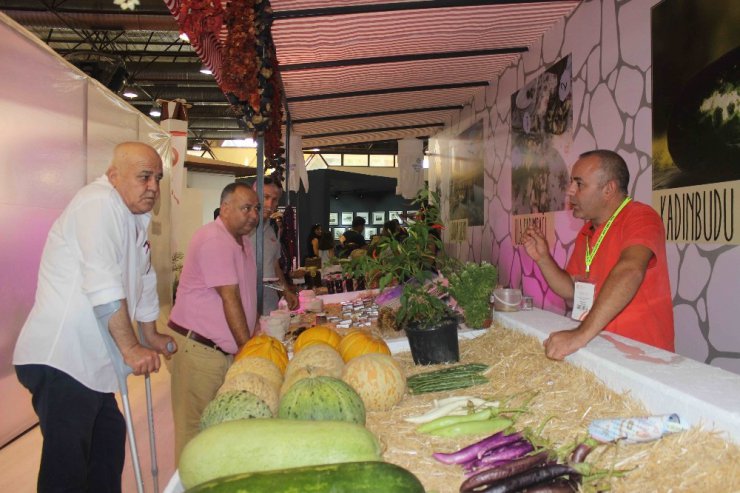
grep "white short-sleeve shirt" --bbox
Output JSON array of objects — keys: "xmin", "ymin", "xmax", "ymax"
[{"xmin": 13, "ymin": 175, "xmax": 159, "ymax": 393}]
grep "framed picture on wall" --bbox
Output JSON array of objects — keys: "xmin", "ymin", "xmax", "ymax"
[
  {"xmin": 372, "ymin": 211, "xmax": 385, "ymax": 224},
  {"xmin": 328, "ymin": 212, "xmax": 338, "ymax": 225},
  {"xmin": 388, "ymin": 211, "xmax": 402, "ymax": 221},
  {"xmin": 341, "ymin": 212, "xmax": 353, "ymax": 225},
  {"xmin": 333, "ymin": 227, "xmax": 346, "ymax": 240},
  {"xmin": 364, "ymin": 227, "xmax": 377, "ymax": 241},
  {"xmin": 356, "ymin": 212, "xmax": 369, "ymax": 223}
]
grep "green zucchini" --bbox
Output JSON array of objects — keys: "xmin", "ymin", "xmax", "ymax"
[
  {"xmin": 179, "ymin": 419, "xmax": 382, "ymax": 489},
  {"xmin": 184, "ymin": 461, "xmax": 425, "ymax": 493}
]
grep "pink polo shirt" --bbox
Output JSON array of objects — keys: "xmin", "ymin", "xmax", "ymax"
[{"xmin": 170, "ymin": 218, "xmax": 257, "ymax": 354}]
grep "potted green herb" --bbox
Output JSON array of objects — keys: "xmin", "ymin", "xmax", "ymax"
[
  {"xmin": 447, "ymin": 261, "xmax": 498, "ymax": 329},
  {"xmin": 344, "ymin": 188, "xmax": 460, "ymax": 365}
]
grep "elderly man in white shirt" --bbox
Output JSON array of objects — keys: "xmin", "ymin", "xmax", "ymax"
[{"xmin": 13, "ymin": 142, "xmax": 176, "ymax": 493}]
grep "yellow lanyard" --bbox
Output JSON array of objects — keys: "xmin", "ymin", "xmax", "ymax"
[{"xmin": 585, "ymin": 197, "xmax": 631, "ymax": 273}]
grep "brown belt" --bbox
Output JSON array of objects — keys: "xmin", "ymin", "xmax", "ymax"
[{"xmin": 168, "ymin": 321, "xmax": 229, "ymax": 356}]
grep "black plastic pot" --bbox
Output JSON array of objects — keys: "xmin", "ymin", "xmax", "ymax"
[{"xmin": 405, "ymin": 317, "xmax": 460, "ymax": 365}]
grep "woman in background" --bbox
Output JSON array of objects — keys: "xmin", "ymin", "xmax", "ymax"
[
  {"xmin": 317, "ymin": 230, "xmax": 336, "ymax": 266},
  {"xmin": 305, "ymin": 224, "xmax": 322, "ymax": 260}
]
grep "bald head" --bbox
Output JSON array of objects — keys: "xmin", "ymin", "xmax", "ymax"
[
  {"xmin": 106, "ymin": 142, "xmax": 163, "ymax": 214},
  {"xmin": 579, "ymin": 150, "xmax": 630, "ymax": 195}
]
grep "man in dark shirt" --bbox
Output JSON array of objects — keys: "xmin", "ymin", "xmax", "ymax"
[{"xmin": 339, "ymin": 216, "xmax": 367, "ymax": 257}]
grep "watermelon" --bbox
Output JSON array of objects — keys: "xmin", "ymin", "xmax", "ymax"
[
  {"xmin": 200, "ymin": 390, "xmax": 272, "ymax": 430},
  {"xmin": 278, "ymin": 376, "xmax": 366, "ymax": 425}
]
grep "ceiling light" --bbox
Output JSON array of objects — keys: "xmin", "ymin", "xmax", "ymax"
[
  {"xmin": 310, "ymin": 148, "xmax": 321, "ymax": 152},
  {"xmin": 199, "ymin": 65, "xmax": 213, "ymax": 75},
  {"xmin": 122, "ymin": 85, "xmax": 138, "ymax": 99},
  {"xmin": 149, "ymin": 103, "xmax": 161, "ymax": 118},
  {"xmin": 222, "ymin": 138, "xmax": 258, "ymax": 148},
  {"xmin": 178, "ymin": 32, "xmax": 190, "ymax": 43}
]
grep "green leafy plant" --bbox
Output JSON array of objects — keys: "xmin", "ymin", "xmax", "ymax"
[
  {"xmin": 343, "ymin": 188, "xmax": 454, "ymax": 329},
  {"xmin": 447, "ymin": 261, "xmax": 498, "ymax": 328}
]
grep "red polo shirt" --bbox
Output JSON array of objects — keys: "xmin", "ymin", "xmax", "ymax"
[{"xmin": 565, "ymin": 201, "xmax": 675, "ymax": 351}]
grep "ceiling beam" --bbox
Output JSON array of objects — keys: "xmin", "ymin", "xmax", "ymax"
[
  {"xmin": 292, "ymin": 105, "xmax": 462, "ymax": 124},
  {"xmin": 287, "ymin": 81, "xmax": 488, "ymax": 103},
  {"xmin": 273, "ymin": 0, "xmax": 568, "ymax": 19},
  {"xmin": 57, "ymin": 48, "xmax": 198, "ymax": 58},
  {"xmin": 46, "ymin": 38, "xmax": 188, "ymax": 47},
  {"xmin": 303, "ymin": 124, "xmax": 445, "ymax": 140},
  {"xmin": 1, "ymin": 4, "xmax": 171, "ymax": 16},
  {"xmin": 280, "ymin": 47, "xmax": 526, "ymax": 71}
]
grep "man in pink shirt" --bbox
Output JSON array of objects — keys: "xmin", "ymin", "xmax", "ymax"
[{"xmin": 166, "ymin": 182, "xmax": 260, "ymax": 460}]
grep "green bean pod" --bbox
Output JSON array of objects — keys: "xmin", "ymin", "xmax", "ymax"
[
  {"xmin": 417, "ymin": 408, "xmax": 496, "ymax": 434},
  {"xmin": 426, "ymin": 417, "xmax": 513, "ymax": 438}
]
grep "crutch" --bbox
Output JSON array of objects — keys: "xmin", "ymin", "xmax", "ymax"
[
  {"xmin": 93, "ymin": 301, "xmax": 147, "ymax": 493},
  {"xmin": 138, "ymin": 322, "xmax": 161, "ymax": 493}
]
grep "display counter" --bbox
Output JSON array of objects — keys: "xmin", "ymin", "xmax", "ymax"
[
  {"xmin": 494, "ymin": 308, "xmax": 740, "ymax": 445},
  {"xmin": 165, "ymin": 302, "xmax": 740, "ymax": 492}
]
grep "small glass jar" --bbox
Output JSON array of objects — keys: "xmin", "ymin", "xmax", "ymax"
[{"xmin": 521, "ymin": 296, "xmax": 533, "ymax": 310}]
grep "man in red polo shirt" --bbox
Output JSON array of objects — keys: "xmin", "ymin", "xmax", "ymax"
[{"xmin": 522, "ymin": 150, "xmax": 674, "ymax": 360}]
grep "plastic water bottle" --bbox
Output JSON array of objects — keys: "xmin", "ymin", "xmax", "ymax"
[{"xmin": 588, "ymin": 414, "xmax": 686, "ymax": 444}]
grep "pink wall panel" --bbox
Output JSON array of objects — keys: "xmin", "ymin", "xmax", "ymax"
[{"xmin": 0, "ymin": 16, "xmax": 88, "ymax": 445}]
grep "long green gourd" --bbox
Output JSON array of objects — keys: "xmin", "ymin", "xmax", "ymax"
[{"xmin": 179, "ymin": 419, "xmax": 382, "ymax": 489}]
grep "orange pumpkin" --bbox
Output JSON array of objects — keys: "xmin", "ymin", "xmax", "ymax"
[
  {"xmin": 235, "ymin": 335, "xmax": 289, "ymax": 374},
  {"xmin": 338, "ymin": 330, "xmax": 391, "ymax": 363},
  {"xmin": 293, "ymin": 325, "xmax": 341, "ymax": 353}
]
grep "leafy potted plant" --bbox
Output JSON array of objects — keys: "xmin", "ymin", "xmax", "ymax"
[
  {"xmin": 344, "ymin": 188, "xmax": 460, "ymax": 365},
  {"xmin": 446, "ymin": 261, "xmax": 498, "ymax": 329}
]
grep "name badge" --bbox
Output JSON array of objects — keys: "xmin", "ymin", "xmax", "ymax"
[{"xmin": 571, "ymin": 281, "xmax": 595, "ymax": 321}]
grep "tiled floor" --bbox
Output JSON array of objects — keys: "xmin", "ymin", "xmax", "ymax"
[{"xmin": 0, "ymin": 344, "xmax": 177, "ymax": 493}]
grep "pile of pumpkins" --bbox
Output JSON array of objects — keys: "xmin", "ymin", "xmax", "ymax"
[{"xmin": 199, "ymin": 325, "xmax": 408, "ymax": 430}]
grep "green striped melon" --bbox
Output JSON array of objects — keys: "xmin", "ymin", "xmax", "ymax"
[
  {"xmin": 280, "ymin": 365, "xmax": 337, "ymax": 397},
  {"xmin": 200, "ymin": 390, "xmax": 272, "ymax": 430},
  {"xmin": 278, "ymin": 376, "xmax": 366, "ymax": 425}
]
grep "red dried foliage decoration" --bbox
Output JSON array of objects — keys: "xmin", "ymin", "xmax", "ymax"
[
  {"xmin": 178, "ymin": 0, "xmax": 285, "ymax": 180},
  {"xmin": 178, "ymin": 0, "xmax": 224, "ymax": 42}
]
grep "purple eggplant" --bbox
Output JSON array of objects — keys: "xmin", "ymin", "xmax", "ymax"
[
  {"xmin": 465, "ymin": 440, "xmax": 534, "ymax": 472},
  {"xmin": 459, "ymin": 451, "xmax": 551, "ymax": 492},
  {"xmin": 475, "ymin": 464, "xmax": 578, "ymax": 493},
  {"xmin": 569, "ymin": 443, "xmax": 592, "ymax": 463},
  {"xmin": 463, "ymin": 460, "xmax": 509, "ymax": 476},
  {"xmin": 523, "ymin": 478, "xmax": 578, "ymax": 493},
  {"xmin": 433, "ymin": 431, "xmax": 522, "ymax": 465}
]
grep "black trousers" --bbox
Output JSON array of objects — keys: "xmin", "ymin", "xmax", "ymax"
[{"xmin": 15, "ymin": 364, "xmax": 126, "ymax": 493}]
